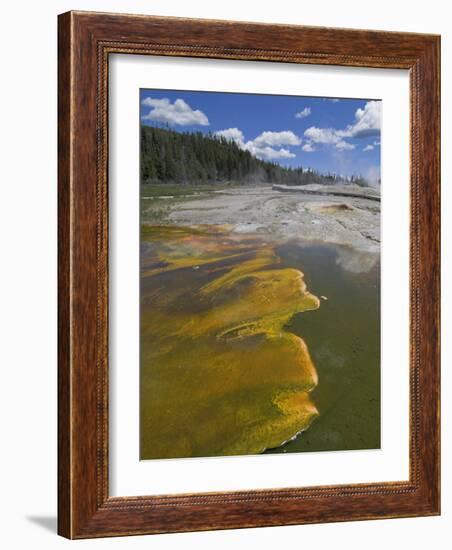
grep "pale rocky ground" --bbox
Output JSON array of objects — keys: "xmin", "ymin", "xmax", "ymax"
[{"xmin": 161, "ymin": 184, "xmax": 380, "ymax": 256}]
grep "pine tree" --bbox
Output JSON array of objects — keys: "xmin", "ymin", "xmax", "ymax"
[{"xmin": 140, "ymin": 125, "xmax": 349, "ymax": 186}]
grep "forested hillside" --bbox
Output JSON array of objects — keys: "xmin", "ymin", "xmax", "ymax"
[{"xmin": 140, "ymin": 126, "xmax": 348, "ymax": 186}]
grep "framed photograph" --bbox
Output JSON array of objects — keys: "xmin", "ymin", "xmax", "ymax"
[{"xmin": 58, "ymin": 11, "xmax": 440, "ymax": 538}]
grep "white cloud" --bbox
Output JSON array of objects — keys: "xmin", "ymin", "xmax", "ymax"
[
  {"xmin": 302, "ymin": 101, "xmax": 380, "ymax": 152},
  {"xmin": 338, "ymin": 100, "xmax": 381, "ymax": 138},
  {"xmin": 214, "ymin": 128, "xmax": 297, "ymax": 161},
  {"xmin": 304, "ymin": 127, "xmax": 354, "ymax": 151},
  {"xmin": 302, "ymin": 142, "xmax": 316, "ymax": 152},
  {"xmin": 141, "ymin": 97, "xmax": 209, "ymax": 126},
  {"xmin": 214, "ymin": 127, "xmax": 245, "ymax": 146},
  {"xmin": 248, "ymin": 145, "xmax": 295, "ymax": 160},
  {"xmin": 295, "ymin": 107, "xmax": 311, "ymax": 119},
  {"xmin": 323, "ymin": 98, "xmax": 340, "ymax": 102},
  {"xmin": 253, "ymin": 130, "xmax": 301, "ymax": 147},
  {"xmin": 373, "ymin": 140, "xmax": 381, "ymax": 146},
  {"xmin": 363, "ymin": 144, "xmax": 374, "ymax": 152},
  {"xmin": 304, "ymin": 127, "xmax": 339, "ymax": 145},
  {"xmin": 336, "ymin": 141, "xmax": 355, "ymax": 151}
]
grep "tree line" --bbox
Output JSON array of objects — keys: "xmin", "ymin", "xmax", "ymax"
[{"xmin": 140, "ymin": 125, "xmax": 361, "ymax": 186}]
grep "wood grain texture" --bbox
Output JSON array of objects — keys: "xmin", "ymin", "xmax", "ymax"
[
  {"xmin": 57, "ymin": 10, "xmax": 440, "ymax": 539},
  {"xmin": 57, "ymin": 10, "xmax": 72, "ymax": 539}
]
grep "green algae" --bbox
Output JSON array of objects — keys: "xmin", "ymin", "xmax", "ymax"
[{"xmin": 140, "ymin": 225, "xmax": 320, "ymax": 459}]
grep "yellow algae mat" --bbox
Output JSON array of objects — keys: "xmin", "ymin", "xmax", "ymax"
[{"xmin": 140, "ymin": 225, "xmax": 320, "ymax": 459}]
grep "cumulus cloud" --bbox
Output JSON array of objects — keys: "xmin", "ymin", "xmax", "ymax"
[
  {"xmin": 336, "ymin": 141, "xmax": 355, "ymax": 151},
  {"xmin": 214, "ymin": 127, "xmax": 245, "ymax": 146},
  {"xmin": 363, "ymin": 144, "xmax": 374, "ymax": 152},
  {"xmin": 248, "ymin": 145, "xmax": 295, "ymax": 160},
  {"xmin": 141, "ymin": 97, "xmax": 209, "ymax": 126},
  {"xmin": 302, "ymin": 142, "xmax": 316, "ymax": 152},
  {"xmin": 304, "ymin": 127, "xmax": 339, "ymax": 145},
  {"xmin": 214, "ymin": 128, "xmax": 298, "ymax": 161},
  {"xmin": 338, "ymin": 100, "xmax": 381, "ymax": 138},
  {"xmin": 253, "ymin": 130, "xmax": 301, "ymax": 147},
  {"xmin": 304, "ymin": 126, "xmax": 355, "ymax": 151},
  {"xmin": 295, "ymin": 107, "xmax": 311, "ymax": 119},
  {"xmin": 302, "ymin": 100, "xmax": 380, "ymax": 152}
]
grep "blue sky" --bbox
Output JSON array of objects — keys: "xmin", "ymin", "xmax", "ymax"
[{"xmin": 140, "ymin": 89, "xmax": 381, "ymax": 180}]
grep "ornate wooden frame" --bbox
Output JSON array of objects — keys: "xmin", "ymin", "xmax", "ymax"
[{"xmin": 58, "ymin": 10, "xmax": 440, "ymax": 538}]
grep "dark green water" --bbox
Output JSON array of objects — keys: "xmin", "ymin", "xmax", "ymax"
[{"xmin": 266, "ymin": 241, "xmax": 381, "ymax": 454}]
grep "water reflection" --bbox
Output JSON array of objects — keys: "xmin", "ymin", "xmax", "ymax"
[{"xmin": 335, "ymin": 246, "xmax": 379, "ymax": 274}]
